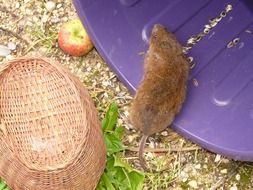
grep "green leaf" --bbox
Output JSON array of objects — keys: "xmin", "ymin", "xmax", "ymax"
[
  {"xmin": 96, "ymin": 102, "xmax": 145, "ymax": 190},
  {"xmin": 100, "ymin": 173, "xmax": 116, "ymax": 190},
  {"xmin": 128, "ymin": 171, "xmax": 145, "ymax": 190},
  {"xmin": 104, "ymin": 133, "xmax": 124, "ymax": 155},
  {"xmin": 113, "ymin": 154, "xmax": 133, "ymax": 172},
  {"xmin": 114, "ymin": 155, "xmax": 145, "ymax": 190},
  {"xmin": 0, "ymin": 179, "xmax": 7, "ymax": 190},
  {"xmin": 114, "ymin": 125, "xmax": 124, "ymax": 139},
  {"xmin": 102, "ymin": 102, "xmax": 118, "ymax": 131}
]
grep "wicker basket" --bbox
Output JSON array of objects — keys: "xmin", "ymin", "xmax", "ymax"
[{"xmin": 0, "ymin": 57, "xmax": 106, "ymax": 190}]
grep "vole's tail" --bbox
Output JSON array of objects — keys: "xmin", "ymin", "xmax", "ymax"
[{"xmin": 138, "ymin": 135, "xmax": 149, "ymax": 171}]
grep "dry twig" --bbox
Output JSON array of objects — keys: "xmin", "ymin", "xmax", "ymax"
[
  {"xmin": 125, "ymin": 146, "xmax": 200, "ymax": 153},
  {"xmin": 0, "ymin": 26, "xmax": 29, "ymax": 45}
]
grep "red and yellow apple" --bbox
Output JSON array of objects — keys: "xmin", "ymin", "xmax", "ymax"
[{"xmin": 58, "ymin": 19, "xmax": 94, "ymax": 56}]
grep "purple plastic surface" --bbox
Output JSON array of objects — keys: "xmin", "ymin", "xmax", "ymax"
[{"xmin": 74, "ymin": 0, "xmax": 253, "ymax": 161}]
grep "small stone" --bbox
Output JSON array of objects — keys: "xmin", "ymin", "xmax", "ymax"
[
  {"xmin": 51, "ymin": 17, "xmax": 61, "ymax": 24},
  {"xmin": 56, "ymin": 3, "xmax": 62, "ymax": 9},
  {"xmin": 235, "ymin": 174, "xmax": 240, "ymax": 181},
  {"xmin": 230, "ymin": 185, "xmax": 238, "ymax": 190},
  {"xmin": 41, "ymin": 15, "xmax": 49, "ymax": 23},
  {"xmin": 194, "ymin": 163, "xmax": 201, "ymax": 170},
  {"xmin": 6, "ymin": 54, "xmax": 13, "ymax": 60},
  {"xmin": 33, "ymin": 17, "xmax": 39, "ymax": 22},
  {"xmin": 161, "ymin": 131, "xmax": 168, "ymax": 136},
  {"xmin": 0, "ymin": 45, "xmax": 11, "ymax": 57},
  {"xmin": 62, "ymin": 17, "xmax": 68, "ymax": 22},
  {"xmin": 182, "ymin": 177, "xmax": 188, "ymax": 183},
  {"xmin": 220, "ymin": 169, "xmax": 227, "ymax": 174},
  {"xmin": 7, "ymin": 42, "xmax": 16, "ymax": 50},
  {"xmin": 180, "ymin": 171, "xmax": 188, "ymax": 182},
  {"xmin": 102, "ymin": 81, "xmax": 109, "ymax": 87},
  {"xmin": 222, "ymin": 158, "xmax": 230, "ymax": 164},
  {"xmin": 115, "ymin": 86, "xmax": 120, "ymax": 92},
  {"xmin": 96, "ymin": 62, "xmax": 101, "ymax": 69},
  {"xmin": 188, "ymin": 180, "xmax": 198, "ymax": 189},
  {"xmin": 15, "ymin": 2, "xmax": 20, "ymax": 8},
  {"xmin": 25, "ymin": 9, "xmax": 32, "ymax": 15},
  {"xmin": 127, "ymin": 135, "xmax": 135, "ymax": 143},
  {"xmin": 45, "ymin": 1, "xmax": 56, "ymax": 12},
  {"xmin": 148, "ymin": 141, "xmax": 155, "ymax": 148},
  {"xmin": 214, "ymin": 154, "xmax": 221, "ymax": 162}
]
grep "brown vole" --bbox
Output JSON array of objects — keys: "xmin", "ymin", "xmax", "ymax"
[{"xmin": 129, "ymin": 24, "xmax": 189, "ymax": 171}]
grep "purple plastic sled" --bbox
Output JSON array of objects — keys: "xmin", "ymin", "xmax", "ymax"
[{"xmin": 73, "ymin": 0, "xmax": 253, "ymax": 161}]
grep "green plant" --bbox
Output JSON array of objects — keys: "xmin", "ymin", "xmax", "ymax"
[
  {"xmin": 0, "ymin": 179, "xmax": 10, "ymax": 190},
  {"xmin": 96, "ymin": 102, "xmax": 145, "ymax": 190},
  {"xmin": 25, "ymin": 24, "xmax": 58, "ymax": 54}
]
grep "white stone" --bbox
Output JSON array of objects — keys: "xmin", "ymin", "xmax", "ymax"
[
  {"xmin": 194, "ymin": 163, "xmax": 201, "ymax": 170},
  {"xmin": 15, "ymin": 2, "xmax": 20, "ymax": 8},
  {"xmin": 0, "ymin": 45, "xmax": 11, "ymax": 57},
  {"xmin": 214, "ymin": 154, "xmax": 221, "ymax": 162},
  {"xmin": 41, "ymin": 15, "xmax": 49, "ymax": 23},
  {"xmin": 45, "ymin": 1, "xmax": 56, "ymax": 12},
  {"xmin": 56, "ymin": 3, "xmax": 62, "ymax": 9},
  {"xmin": 188, "ymin": 180, "xmax": 198, "ymax": 189},
  {"xmin": 7, "ymin": 42, "xmax": 16, "ymax": 50},
  {"xmin": 235, "ymin": 174, "xmax": 240, "ymax": 181},
  {"xmin": 220, "ymin": 169, "xmax": 227, "ymax": 174},
  {"xmin": 161, "ymin": 131, "xmax": 168, "ymax": 136},
  {"xmin": 230, "ymin": 185, "xmax": 238, "ymax": 190}
]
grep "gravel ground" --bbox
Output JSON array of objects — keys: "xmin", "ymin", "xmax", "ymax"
[{"xmin": 0, "ymin": 0, "xmax": 253, "ymax": 189}]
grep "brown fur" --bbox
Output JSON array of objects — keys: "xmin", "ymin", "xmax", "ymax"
[{"xmin": 129, "ymin": 24, "xmax": 189, "ymax": 171}]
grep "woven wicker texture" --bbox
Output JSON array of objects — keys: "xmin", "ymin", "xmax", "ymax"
[{"xmin": 0, "ymin": 57, "xmax": 106, "ymax": 190}]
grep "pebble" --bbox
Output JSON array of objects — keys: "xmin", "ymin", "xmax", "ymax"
[
  {"xmin": 6, "ymin": 54, "xmax": 13, "ymax": 60},
  {"xmin": 220, "ymin": 169, "xmax": 227, "ymax": 174},
  {"xmin": 188, "ymin": 180, "xmax": 198, "ymax": 189},
  {"xmin": 56, "ymin": 3, "xmax": 62, "ymax": 9},
  {"xmin": 0, "ymin": 45, "xmax": 11, "ymax": 57},
  {"xmin": 194, "ymin": 163, "xmax": 201, "ymax": 170},
  {"xmin": 15, "ymin": 2, "xmax": 20, "ymax": 8},
  {"xmin": 214, "ymin": 154, "xmax": 221, "ymax": 162},
  {"xmin": 62, "ymin": 17, "xmax": 68, "ymax": 22},
  {"xmin": 180, "ymin": 171, "xmax": 189, "ymax": 182},
  {"xmin": 161, "ymin": 131, "xmax": 168, "ymax": 136},
  {"xmin": 230, "ymin": 185, "xmax": 238, "ymax": 190},
  {"xmin": 41, "ymin": 15, "xmax": 49, "ymax": 23},
  {"xmin": 45, "ymin": 1, "xmax": 56, "ymax": 12},
  {"xmin": 115, "ymin": 86, "xmax": 120, "ymax": 92},
  {"xmin": 222, "ymin": 158, "xmax": 230, "ymax": 164},
  {"xmin": 51, "ymin": 17, "xmax": 61, "ymax": 24},
  {"xmin": 96, "ymin": 62, "xmax": 101, "ymax": 69},
  {"xmin": 127, "ymin": 134, "xmax": 137, "ymax": 143},
  {"xmin": 235, "ymin": 174, "xmax": 240, "ymax": 181},
  {"xmin": 102, "ymin": 81, "xmax": 109, "ymax": 87},
  {"xmin": 7, "ymin": 42, "xmax": 16, "ymax": 51}
]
